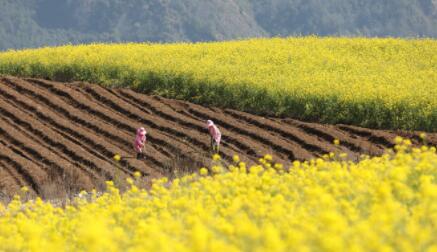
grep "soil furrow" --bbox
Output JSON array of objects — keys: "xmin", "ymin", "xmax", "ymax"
[
  {"xmin": 0, "ymin": 120, "xmax": 99, "ymax": 195},
  {"xmin": 0, "ymin": 144, "xmax": 45, "ymax": 194},
  {"xmin": 282, "ymin": 119, "xmax": 385, "ymax": 158},
  {"xmin": 99, "ymin": 87, "xmax": 252, "ymax": 161},
  {"xmin": 337, "ymin": 124, "xmax": 395, "ymax": 148},
  {"xmin": 185, "ymin": 106, "xmax": 304, "ymax": 161},
  {"xmin": 2, "ymin": 77, "xmax": 160, "ymax": 175},
  {"xmin": 0, "ymin": 101, "xmax": 102, "ymax": 183},
  {"xmin": 25, "ymin": 78, "xmax": 182, "ymax": 171},
  {"xmin": 224, "ymin": 109, "xmax": 332, "ymax": 155},
  {"xmin": 0, "ymin": 85, "xmax": 115, "ymax": 180},
  {"xmin": 0, "ymin": 158, "xmax": 24, "ymax": 193},
  {"xmin": 76, "ymin": 85, "xmax": 224, "ymax": 170},
  {"xmin": 0, "ymin": 138, "xmax": 33, "ymax": 163},
  {"xmin": 148, "ymin": 103, "xmax": 295, "ymax": 161},
  {"xmin": 116, "ymin": 89, "xmax": 256, "ymax": 161},
  {"xmin": 79, "ymin": 86, "xmax": 214, "ymax": 155},
  {"xmin": 68, "ymin": 83, "xmax": 234, "ymax": 168},
  {"xmin": 0, "ymin": 76, "xmax": 435, "ymax": 198}
]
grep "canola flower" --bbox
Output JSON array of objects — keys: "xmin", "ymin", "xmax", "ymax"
[
  {"xmin": 0, "ymin": 142, "xmax": 436, "ymax": 251},
  {"xmin": 113, "ymin": 154, "xmax": 121, "ymax": 162},
  {"xmin": 0, "ymin": 37, "xmax": 436, "ymax": 131}
]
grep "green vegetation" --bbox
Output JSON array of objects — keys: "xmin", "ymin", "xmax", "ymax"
[
  {"xmin": 1, "ymin": 0, "xmax": 437, "ymax": 51},
  {"xmin": 1, "ymin": 37, "xmax": 436, "ymax": 131}
]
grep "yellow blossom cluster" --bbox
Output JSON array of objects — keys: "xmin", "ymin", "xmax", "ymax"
[
  {"xmin": 0, "ymin": 142, "xmax": 436, "ymax": 251},
  {"xmin": 0, "ymin": 37, "xmax": 436, "ymax": 131}
]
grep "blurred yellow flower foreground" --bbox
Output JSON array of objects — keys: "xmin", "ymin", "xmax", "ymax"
[{"xmin": 1, "ymin": 143, "xmax": 437, "ymax": 251}]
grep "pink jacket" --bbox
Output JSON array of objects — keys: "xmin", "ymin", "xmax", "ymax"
[
  {"xmin": 207, "ymin": 120, "xmax": 221, "ymax": 144},
  {"xmin": 134, "ymin": 127, "xmax": 147, "ymax": 153}
]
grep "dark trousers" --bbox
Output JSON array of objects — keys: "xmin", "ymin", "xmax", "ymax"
[
  {"xmin": 136, "ymin": 153, "xmax": 145, "ymax": 160},
  {"xmin": 210, "ymin": 138, "xmax": 220, "ymax": 154}
]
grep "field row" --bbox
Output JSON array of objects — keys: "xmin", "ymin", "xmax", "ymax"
[{"xmin": 2, "ymin": 77, "xmax": 434, "ymax": 198}]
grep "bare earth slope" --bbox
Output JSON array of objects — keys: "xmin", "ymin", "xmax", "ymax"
[{"xmin": 0, "ymin": 76, "xmax": 436, "ymax": 198}]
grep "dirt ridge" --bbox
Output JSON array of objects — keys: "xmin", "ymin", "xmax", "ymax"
[{"xmin": 0, "ymin": 76, "xmax": 436, "ymax": 198}]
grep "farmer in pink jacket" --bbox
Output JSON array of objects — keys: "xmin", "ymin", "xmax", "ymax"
[
  {"xmin": 134, "ymin": 127, "xmax": 147, "ymax": 160},
  {"xmin": 207, "ymin": 120, "xmax": 221, "ymax": 153}
]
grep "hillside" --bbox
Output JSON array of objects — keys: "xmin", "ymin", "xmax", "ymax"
[{"xmin": 1, "ymin": 0, "xmax": 437, "ymax": 50}]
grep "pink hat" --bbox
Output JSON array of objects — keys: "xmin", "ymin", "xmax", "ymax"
[
  {"xmin": 207, "ymin": 120, "xmax": 214, "ymax": 128},
  {"xmin": 137, "ymin": 127, "xmax": 147, "ymax": 136}
]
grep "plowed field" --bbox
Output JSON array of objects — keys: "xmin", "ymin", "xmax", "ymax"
[{"xmin": 1, "ymin": 76, "xmax": 436, "ymax": 198}]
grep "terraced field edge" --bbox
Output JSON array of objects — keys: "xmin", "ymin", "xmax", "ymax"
[
  {"xmin": 0, "ymin": 39, "xmax": 436, "ymax": 131},
  {"xmin": 0, "ymin": 76, "xmax": 436, "ymax": 199}
]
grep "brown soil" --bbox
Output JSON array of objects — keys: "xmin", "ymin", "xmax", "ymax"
[{"xmin": 0, "ymin": 76, "xmax": 435, "ymax": 198}]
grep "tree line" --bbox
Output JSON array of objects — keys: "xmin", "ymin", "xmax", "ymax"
[{"xmin": 1, "ymin": 0, "xmax": 436, "ymax": 50}]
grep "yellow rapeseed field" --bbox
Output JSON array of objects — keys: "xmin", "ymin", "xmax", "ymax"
[
  {"xmin": 0, "ymin": 139, "xmax": 436, "ymax": 251},
  {"xmin": 0, "ymin": 37, "xmax": 436, "ymax": 131}
]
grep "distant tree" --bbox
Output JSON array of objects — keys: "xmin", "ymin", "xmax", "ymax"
[{"xmin": 0, "ymin": 0, "xmax": 436, "ymax": 51}]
